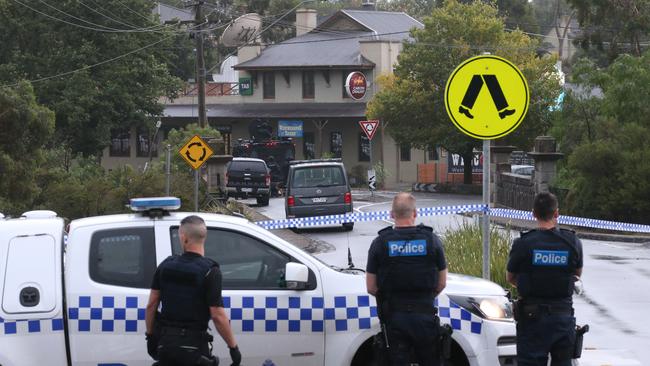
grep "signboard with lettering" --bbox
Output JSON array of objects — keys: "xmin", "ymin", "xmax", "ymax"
[
  {"xmin": 447, "ymin": 152, "xmax": 483, "ymax": 173},
  {"xmin": 239, "ymin": 77, "xmax": 253, "ymax": 96},
  {"xmin": 345, "ymin": 71, "xmax": 367, "ymax": 100},
  {"xmin": 278, "ymin": 120, "xmax": 303, "ymax": 138}
]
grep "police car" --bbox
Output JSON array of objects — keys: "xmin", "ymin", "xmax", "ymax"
[{"xmin": 0, "ymin": 198, "xmax": 516, "ymax": 366}]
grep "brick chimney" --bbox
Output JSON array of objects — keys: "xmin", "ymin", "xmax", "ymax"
[{"xmin": 296, "ymin": 8, "xmax": 317, "ymax": 36}]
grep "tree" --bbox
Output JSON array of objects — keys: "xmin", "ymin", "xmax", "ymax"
[
  {"xmin": 0, "ymin": 0, "xmax": 182, "ymax": 156},
  {"xmin": 367, "ymin": 0, "xmax": 561, "ymax": 183},
  {"xmin": 565, "ymin": 0, "xmax": 650, "ymax": 62},
  {"xmin": 0, "ymin": 81, "xmax": 55, "ymax": 215},
  {"xmin": 553, "ymin": 51, "xmax": 650, "ymax": 223}
]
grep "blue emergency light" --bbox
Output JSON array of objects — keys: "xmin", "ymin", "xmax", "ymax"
[{"xmin": 129, "ymin": 197, "xmax": 181, "ymax": 212}]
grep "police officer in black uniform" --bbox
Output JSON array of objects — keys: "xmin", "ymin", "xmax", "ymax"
[
  {"xmin": 145, "ymin": 215, "xmax": 242, "ymax": 366},
  {"xmin": 507, "ymin": 192, "xmax": 583, "ymax": 366},
  {"xmin": 366, "ymin": 192, "xmax": 448, "ymax": 366}
]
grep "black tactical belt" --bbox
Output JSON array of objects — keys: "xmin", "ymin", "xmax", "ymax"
[
  {"xmin": 161, "ymin": 326, "xmax": 208, "ymax": 337},
  {"xmin": 390, "ymin": 303, "xmax": 437, "ymax": 315}
]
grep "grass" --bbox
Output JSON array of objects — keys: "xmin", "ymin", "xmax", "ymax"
[{"xmin": 442, "ymin": 220, "xmax": 517, "ymax": 297}]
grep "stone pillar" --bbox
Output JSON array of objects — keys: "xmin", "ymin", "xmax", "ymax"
[
  {"xmin": 490, "ymin": 141, "xmax": 517, "ymax": 205},
  {"xmin": 528, "ymin": 136, "xmax": 563, "ymax": 194}
]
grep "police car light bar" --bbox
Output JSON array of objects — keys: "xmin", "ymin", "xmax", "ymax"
[{"xmin": 130, "ymin": 197, "xmax": 181, "ymax": 212}]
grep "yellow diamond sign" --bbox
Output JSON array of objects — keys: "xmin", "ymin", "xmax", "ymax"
[
  {"xmin": 179, "ymin": 135, "xmax": 214, "ymax": 170},
  {"xmin": 445, "ymin": 55, "xmax": 529, "ymax": 140}
]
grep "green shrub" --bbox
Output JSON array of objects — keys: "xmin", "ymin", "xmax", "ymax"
[{"xmin": 442, "ymin": 221, "xmax": 516, "ymax": 296}]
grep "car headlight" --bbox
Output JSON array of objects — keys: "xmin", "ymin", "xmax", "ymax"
[{"xmin": 447, "ymin": 295, "xmax": 514, "ymax": 322}]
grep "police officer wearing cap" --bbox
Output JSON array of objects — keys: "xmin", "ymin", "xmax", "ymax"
[
  {"xmin": 145, "ymin": 215, "xmax": 242, "ymax": 366},
  {"xmin": 507, "ymin": 192, "xmax": 583, "ymax": 365},
  {"xmin": 366, "ymin": 192, "xmax": 448, "ymax": 366}
]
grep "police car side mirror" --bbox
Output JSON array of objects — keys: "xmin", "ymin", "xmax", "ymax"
[{"xmin": 285, "ymin": 262, "xmax": 309, "ymax": 290}]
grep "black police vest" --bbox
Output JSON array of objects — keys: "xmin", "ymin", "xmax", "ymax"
[
  {"xmin": 158, "ymin": 254, "xmax": 218, "ymax": 329},
  {"xmin": 376, "ymin": 225, "xmax": 439, "ymax": 300},
  {"xmin": 516, "ymin": 229, "xmax": 579, "ymax": 301}
]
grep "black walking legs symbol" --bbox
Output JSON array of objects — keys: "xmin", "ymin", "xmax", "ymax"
[{"xmin": 458, "ymin": 75, "xmax": 516, "ymax": 119}]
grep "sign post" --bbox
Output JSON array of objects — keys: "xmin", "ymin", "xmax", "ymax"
[
  {"xmin": 179, "ymin": 135, "xmax": 215, "ymax": 211},
  {"xmin": 359, "ymin": 120, "xmax": 379, "ymax": 192},
  {"xmin": 444, "ymin": 55, "xmax": 529, "ymax": 280}
]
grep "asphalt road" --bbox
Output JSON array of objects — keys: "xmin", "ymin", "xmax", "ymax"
[{"xmin": 250, "ymin": 192, "xmax": 649, "ymax": 365}]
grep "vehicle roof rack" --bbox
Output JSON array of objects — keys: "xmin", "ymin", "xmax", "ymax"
[{"xmin": 289, "ymin": 158, "xmax": 342, "ymax": 165}]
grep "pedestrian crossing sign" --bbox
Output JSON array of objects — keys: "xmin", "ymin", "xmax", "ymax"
[{"xmin": 444, "ymin": 55, "xmax": 529, "ymax": 140}]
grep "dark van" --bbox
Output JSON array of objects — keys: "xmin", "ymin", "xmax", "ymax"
[{"xmin": 285, "ymin": 159, "xmax": 354, "ymax": 231}]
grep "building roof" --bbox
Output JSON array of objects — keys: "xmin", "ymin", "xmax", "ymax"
[
  {"xmin": 155, "ymin": 3, "xmax": 193, "ymax": 24},
  {"xmin": 234, "ymin": 9, "xmax": 422, "ymax": 70},
  {"xmin": 328, "ymin": 10, "xmax": 423, "ymax": 41},
  {"xmin": 234, "ymin": 31, "xmax": 376, "ymax": 70},
  {"xmin": 163, "ymin": 102, "xmax": 367, "ymax": 119}
]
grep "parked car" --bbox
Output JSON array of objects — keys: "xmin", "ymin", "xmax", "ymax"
[
  {"xmin": 511, "ymin": 164, "xmax": 534, "ymax": 176},
  {"xmin": 226, "ymin": 157, "xmax": 270, "ymax": 206},
  {"xmin": 285, "ymin": 159, "xmax": 354, "ymax": 231}
]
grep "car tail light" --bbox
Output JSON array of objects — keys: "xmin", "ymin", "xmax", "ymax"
[
  {"xmin": 344, "ymin": 192, "xmax": 352, "ymax": 204},
  {"xmin": 265, "ymin": 141, "xmax": 278, "ymax": 147},
  {"xmin": 287, "ymin": 196, "xmax": 295, "ymax": 207},
  {"xmin": 265, "ymin": 174, "xmax": 271, "ymax": 186}
]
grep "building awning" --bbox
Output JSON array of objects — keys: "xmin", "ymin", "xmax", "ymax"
[{"xmin": 163, "ymin": 102, "xmax": 367, "ymax": 119}]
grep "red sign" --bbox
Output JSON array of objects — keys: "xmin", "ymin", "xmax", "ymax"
[
  {"xmin": 345, "ymin": 71, "xmax": 367, "ymax": 100},
  {"xmin": 359, "ymin": 120, "xmax": 379, "ymax": 140}
]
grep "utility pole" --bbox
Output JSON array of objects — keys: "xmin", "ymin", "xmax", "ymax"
[{"xmin": 194, "ymin": 0, "xmax": 207, "ymax": 128}]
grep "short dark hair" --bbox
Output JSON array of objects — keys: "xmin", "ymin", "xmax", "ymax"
[
  {"xmin": 533, "ymin": 192, "xmax": 558, "ymax": 221},
  {"xmin": 180, "ymin": 215, "xmax": 205, "ymax": 226}
]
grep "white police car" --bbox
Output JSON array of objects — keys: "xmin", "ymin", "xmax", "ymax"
[{"xmin": 0, "ymin": 198, "xmax": 516, "ymax": 365}]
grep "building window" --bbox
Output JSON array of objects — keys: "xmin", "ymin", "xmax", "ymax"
[
  {"xmin": 428, "ymin": 146, "xmax": 439, "ymax": 161},
  {"xmin": 110, "ymin": 129, "xmax": 130, "ymax": 157},
  {"xmin": 136, "ymin": 127, "xmax": 158, "ymax": 158},
  {"xmin": 263, "ymin": 72, "xmax": 275, "ymax": 99},
  {"xmin": 89, "ymin": 228, "xmax": 156, "ymax": 289},
  {"xmin": 171, "ymin": 227, "xmax": 304, "ymax": 290},
  {"xmin": 330, "ymin": 131, "xmax": 342, "ymax": 158},
  {"xmin": 302, "ymin": 70, "xmax": 315, "ymax": 99},
  {"xmin": 303, "ymin": 132, "xmax": 315, "ymax": 160},
  {"xmin": 359, "ymin": 133, "xmax": 370, "ymax": 161},
  {"xmin": 400, "ymin": 144, "xmax": 411, "ymax": 161}
]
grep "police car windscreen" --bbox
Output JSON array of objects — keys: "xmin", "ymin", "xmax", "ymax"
[{"xmin": 292, "ymin": 166, "xmax": 345, "ymax": 188}]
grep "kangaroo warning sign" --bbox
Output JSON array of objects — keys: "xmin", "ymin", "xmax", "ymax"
[
  {"xmin": 445, "ymin": 55, "xmax": 529, "ymax": 140},
  {"xmin": 359, "ymin": 120, "xmax": 379, "ymax": 140},
  {"xmin": 179, "ymin": 135, "xmax": 214, "ymax": 170}
]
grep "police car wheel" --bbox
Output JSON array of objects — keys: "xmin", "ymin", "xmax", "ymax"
[{"xmin": 342, "ymin": 222, "xmax": 354, "ymax": 231}]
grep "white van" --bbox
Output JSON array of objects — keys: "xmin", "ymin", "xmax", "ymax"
[{"xmin": 0, "ymin": 198, "xmax": 516, "ymax": 365}]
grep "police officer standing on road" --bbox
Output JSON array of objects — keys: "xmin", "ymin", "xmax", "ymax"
[
  {"xmin": 366, "ymin": 192, "xmax": 448, "ymax": 366},
  {"xmin": 507, "ymin": 192, "xmax": 583, "ymax": 365},
  {"xmin": 145, "ymin": 215, "xmax": 242, "ymax": 366}
]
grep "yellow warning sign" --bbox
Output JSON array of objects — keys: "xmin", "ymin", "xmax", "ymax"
[
  {"xmin": 445, "ymin": 55, "xmax": 529, "ymax": 140},
  {"xmin": 179, "ymin": 135, "xmax": 214, "ymax": 170}
]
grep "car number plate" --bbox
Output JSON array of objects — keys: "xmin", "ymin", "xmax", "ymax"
[
  {"xmin": 242, "ymin": 188, "xmax": 253, "ymax": 193},
  {"xmin": 312, "ymin": 197, "xmax": 327, "ymax": 203}
]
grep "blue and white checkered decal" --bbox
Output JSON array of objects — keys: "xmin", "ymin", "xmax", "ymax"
[
  {"xmin": 436, "ymin": 297, "xmax": 482, "ymax": 335},
  {"xmin": 68, "ymin": 295, "xmax": 146, "ymax": 333},
  {"xmin": 0, "ymin": 315, "xmax": 64, "ymax": 335},
  {"xmin": 2, "ymin": 295, "xmax": 482, "ymax": 336}
]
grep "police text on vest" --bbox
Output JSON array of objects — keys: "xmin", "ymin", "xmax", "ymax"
[
  {"xmin": 388, "ymin": 239, "xmax": 427, "ymax": 257},
  {"xmin": 532, "ymin": 250, "xmax": 569, "ymax": 266}
]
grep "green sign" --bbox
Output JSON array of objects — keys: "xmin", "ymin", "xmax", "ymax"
[{"xmin": 239, "ymin": 77, "xmax": 253, "ymax": 96}]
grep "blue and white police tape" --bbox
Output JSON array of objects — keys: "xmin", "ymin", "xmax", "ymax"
[
  {"xmin": 256, "ymin": 204, "xmax": 650, "ymax": 234},
  {"xmin": 489, "ymin": 208, "xmax": 650, "ymax": 233},
  {"xmin": 256, "ymin": 204, "xmax": 486, "ymax": 230}
]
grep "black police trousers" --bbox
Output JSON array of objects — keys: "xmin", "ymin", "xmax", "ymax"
[
  {"xmin": 517, "ymin": 312, "xmax": 575, "ymax": 366},
  {"xmin": 386, "ymin": 312, "xmax": 440, "ymax": 366},
  {"xmin": 157, "ymin": 329, "xmax": 218, "ymax": 366}
]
